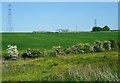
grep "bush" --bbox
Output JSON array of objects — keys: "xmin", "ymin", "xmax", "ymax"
[
  {"xmin": 21, "ymin": 48, "xmax": 44, "ymax": 59},
  {"xmin": 76, "ymin": 43, "xmax": 85, "ymax": 53},
  {"xmin": 109, "ymin": 40, "xmax": 116, "ymax": 49},
  {"xmin": 3, "ymin": 52, "xmax": 11, "ymax": 60},
  {"xmin": 84, "ymin": 43, "xmax": 93, "ymax": 53},
  {"xmin": 103, "ymin": 40, "xmax": 111, "ymax": 51},
  {"xmin": 118, "ymin": 41, "xmax": 120, "ymax": 50},
  {"xmin": 47, "ymin": 51, "xmax": 57, "ymax": 57},
  {"xmin": 5, "ymin": 45, "xmax": 19, "ymax": 60},
  {"xmin": 64, "ymin": 43, "xmax": 85, "ymax": 54},
  {"xmin": 93, "ymin": 40, "xmax": 104, "ymax": 52},
  {"xmin": 71, "ymin": 45, "xmax": 79, "ymax": 53},
  {"xmin": 64, "ymin": 43, "xmax": 93, "ymax": 54},
  {"xmin": 52, "ymin": 46, "xmax": 64, "ymax": 55},
  {"xmin": 64, "ymin": 47, "xmax": 74, "ymax": 54}
]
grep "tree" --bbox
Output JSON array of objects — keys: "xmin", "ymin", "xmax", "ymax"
[
  {"xmin": 92, "ymin": 25, "xmax": 110, "ymax": 32},
  {"xmin": 92, "ymin": 27, "xmax": 102, "ymax": 31},
  {"xmin": 64, "ymin": 29, "xmax": 69, "ymax": 32},
  {"xmin": 102, "ymin": 26, "xmax": 110, "ymax": 31}
]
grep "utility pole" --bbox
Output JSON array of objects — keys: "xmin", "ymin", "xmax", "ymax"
[
  {"xmin": 94, "ymin": 19, "xmax": 97, "ymax": 27},
  {"xmin": 76, "ymin": 25, "xmax": 77, "ymax": 32}
]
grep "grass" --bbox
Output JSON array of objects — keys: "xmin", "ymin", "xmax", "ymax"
[
  {"xmin": 2, "ymin": 31, "xmax": 118, "ymax": 51},
  {"xmin": 43, "ymin": 63, "xmax": 119, "ymax": 81},
  {"xmin": 2, "ymin": 51, "xmax": 119, "ymax": 81}
]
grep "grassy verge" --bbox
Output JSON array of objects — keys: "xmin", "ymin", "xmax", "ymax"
[{"xmin": 2, "ymin": 51, "xmax": 119, "ymax": 81}]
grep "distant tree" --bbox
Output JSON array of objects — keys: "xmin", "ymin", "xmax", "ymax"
[
  {"xmin": 102, "ymin": 26, "xmax": 110, "ymax": 31},
  {"xmin": 64, "ymin": 29, "xmax": 69, "ymax": 32},
  {"xmin": 92, "ymin": 27, "xmax": 102, "ymax": 31},
  {"xmin": 92, "ymin": 25, "xmax": 110, "ymax": 32}
]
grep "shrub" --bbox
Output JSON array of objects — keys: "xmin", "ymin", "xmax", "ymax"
[
  {"xmin": 3, "ymin": 52, "xmax": 11, "ymax": 60},
  {"xmin": 109, "ymin": 40, "xmax": 116, "ymax": 49},
  {"xmin": 64, "ymin": 47, "xmax": 74, "ymax": 54},
  {"xmin": 64, "ymin": 43, "xmax": 85, "ymax": 54},
  {"xmin": 84, "ymin": 43, "xmax": 93, "ymax": 53},
  {"xmin": 118, "ymin": 41, "xmax": 120, "ymax": 50},
  {"xmin": 64, "ymin": 43, "xmax": 93, "ymax": 54},
  {"xmin": 70, "ymin": 45, "xmax": 79, "ymax": 53},
  {"xmin": 52, "ymin": 46, "xmax": 63, "ymax": 55},
  {"xmin": 47, "ymin": 51, "xmax": 57, "ymax": 57},
  {"xmin": 103, "ymin": 40, "xmax": 111, "ymax": 51},
  {"xmin": 93, "ymin": 40, "xmax": 104, "ymax": 52},
  {"xmin": 21, "ymin": 48, "xmax": 44, "ymax": 59},
  {"xmin": 5, "ymin": 45, "xmax": 19, "ymax": 60},
  {"xmin": 76, "ymin": 43, "xmax": 85, "ymax": 53}
]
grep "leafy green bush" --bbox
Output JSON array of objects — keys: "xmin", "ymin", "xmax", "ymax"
[
  {"xmin": 84, "ymin": 43, "xmax": 93, "ymax": 53},
  {"xmin": 118, "ymin": 41, "xmax": 120, "ymax": 50},
  {"xmin": 64, "ymin": 47, "xmax": 74, "ymax": 54},
  {"xmin": 21, "ymin": 48, "xmax": 44, "ymax": 59},
  {"xmin": 3, "ymin": 52, "xmax": 11, "ymax": 60},
  {"xmin": 64, "ymin": 43, "xmax": 93, "ymax": 54},
  {"xmin": 71, "ymin": 45, "xmax": 79, "ymax": 53},
  {"xmin": 52, "ymin": 46, "xmax": 64, "ymax": 55},
  {"xmin": 93, "ymin": 40, "xmax": 104, "ymax": 52},
  {"xmin": 109, "ymin": 40, "xmax": 117, "ymax": 49},
  {"xmin": 47, "ymin": 51, "xmax": 57, "ymax": 57},
  {"xmin": 76, "ymin": 43, "xmax": 85, "ymax": 53},
  {"xmin": 64, "ymin": 43, "xmax": 85, "ymax": 54},
  {"xmin": 103, "ymin": 40, "xmax": 111, "ymax": 51},
  {"xmin": 4, "ymin": 45, "xmax": 19, "ymax": 60}
]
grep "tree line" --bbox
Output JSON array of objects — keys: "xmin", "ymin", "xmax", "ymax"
[{"xmin": 92, "ymin": 25, "xmax": 110, "ymax": 32}]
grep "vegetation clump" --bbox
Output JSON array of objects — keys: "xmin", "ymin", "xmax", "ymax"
[
  {"xmin": 103, "ymin": 40, "xmax": 111, "ymax": 50},
  {"xmin": 64, "ymin": 43, "xmax": 93, "ymax": 54},
  {"xmin": 93, "ymin": 40, "xmax": 104, "ymax": 52},
  {"xmin": 21, "ymin": 48, "xmax": 44, "ymax": 59},
  {"xmin": 52, "ymin": 46, "xmax": 64, "ymax": 55},
  {"xmin": 4, "ymin": 45, "xmax": 19, "ymax": 60}
]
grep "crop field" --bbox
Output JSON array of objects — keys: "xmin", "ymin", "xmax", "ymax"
[{"xmin": 2, "ymin": 31, "xmax": 118, "ymax": 51}]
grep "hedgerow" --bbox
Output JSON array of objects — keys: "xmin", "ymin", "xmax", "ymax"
[{"xmin": 3, "ymin": 40, "xmax": 118, "ymax": 60}]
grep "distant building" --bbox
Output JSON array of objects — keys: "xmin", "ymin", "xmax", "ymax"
[{"xmin": 56, "ymin": 29, "xmax": 69, "ymax": 32}]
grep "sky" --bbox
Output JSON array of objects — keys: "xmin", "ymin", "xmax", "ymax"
[{"xmin": 2, "ymin": 2, "xmax": 118, "ymax": 32}]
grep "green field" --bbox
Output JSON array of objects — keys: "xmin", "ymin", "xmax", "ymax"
[{"xmin": 2, "ymin": 31, "xmax": 118, "ymax": 51}]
